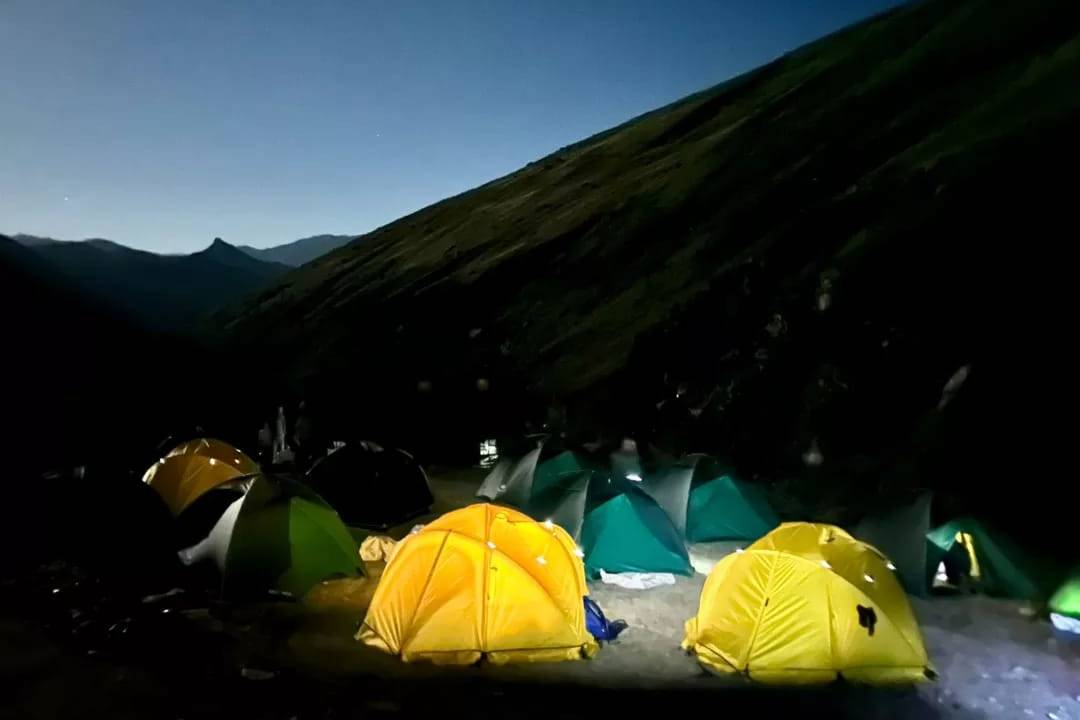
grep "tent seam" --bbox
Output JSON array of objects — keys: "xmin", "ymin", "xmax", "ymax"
[
  {"xmin": 744, "ymin": 547, "xmax": 926, "ymax": 664},
  {"xmin": 399, "ymin": 530, "xmax": 452, "ymax": 654},
  {"xmin": 462, "ymin": 526, "xmax": 583, "ymax": 645},
  {"xmin": 742, "ymin": 550, "xmax": 778, "ymax": 671}
]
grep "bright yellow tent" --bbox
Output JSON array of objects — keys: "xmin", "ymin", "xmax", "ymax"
[
  {"xmin": 357, "ymin": 504, "xmax": 598, "ymax": 665},
  {"xmin": 142, "ymin": 438, "xmax": 258, "ymax": 515},
  {"xmin": 683, "ymin": 522, "xmax": 932, "ymax": 685}
]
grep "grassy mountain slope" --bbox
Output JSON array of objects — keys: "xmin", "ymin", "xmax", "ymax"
[
  {"xmin": 21, "ymin": 236, "xmax": 289, "ymax": 332},
  {"xmin": 220, "ymin": 0, "xmax": 1079, "ymax": 532},
  {"xmin": 238, "ymin": 234, "xmax": 354, "ymax": 267}
]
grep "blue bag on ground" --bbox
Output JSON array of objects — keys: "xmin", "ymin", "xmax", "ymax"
[{"xmin": 584, "ymin": 597, "xmax": 628, "ymax": 642}]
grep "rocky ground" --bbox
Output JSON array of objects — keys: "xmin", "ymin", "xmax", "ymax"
[{"xmin": 2, "ymin": 469, "xmax": 1078, "ymax": 720}]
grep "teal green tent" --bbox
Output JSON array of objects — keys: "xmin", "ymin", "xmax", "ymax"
[
  {"xmin": 686, "ymin": 474, "xmax": 779, "ymax": 542},
  {"xmin": 1050, "ymin": 569, "xmax": 1080, "ymax": 633},
  {"xmin": 580, "ymin": 484, "xmax": 692, "ymax": 577},
  {"xmin": 180, "ymin": 474, "xmax": 361, "ymax": 599},
  {"xmin": 855, "ymin": 496, "xmax": 1060, "ymax": 599},
  {"xmin": 477, "ymin": 445, "xmax": 692, "ymax": 576},
  {"xmin": 926, "ymin": 518, "xmax": 1053, "ymax": 599}
]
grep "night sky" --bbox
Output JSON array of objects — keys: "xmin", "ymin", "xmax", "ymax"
[{"xmin": 1, "ymin": 0, "xmax": 902, "ymax": 252}]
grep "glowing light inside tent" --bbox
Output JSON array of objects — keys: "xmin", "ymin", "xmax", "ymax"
[
  {"xmin": 1050, "ymin": 613, "xmax": 1080, "ymax": 634},
  {"xmin": 209, "ymin": 458, "xmax": 217, "ymax": 466},
  {"xmin": 486, "ymin": 541, "xmax": 496, "ymax": 550},
  {"xmin": 536, "ymin": 555, "xmax": 547, "ymax": 566},
  {"xmin": 935, "ymin": 561, "xmax": 949, "ymax": 585},
  {"xmin": 626, "ymin": 473, "xmax": 642, "ymax": 482},
  {"xmin": 479, "ymin": 439, "xmax": 498, "ymax": 468}
]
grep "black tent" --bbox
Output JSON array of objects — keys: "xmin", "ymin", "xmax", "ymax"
[{"xmin": 304, "ymin": 442, "xmax": 433, "ymax": 529}]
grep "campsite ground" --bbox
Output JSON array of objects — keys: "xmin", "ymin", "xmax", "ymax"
[{"xmin": 3, "ymin": 469, "xmax": 1079, "ymax": 720}]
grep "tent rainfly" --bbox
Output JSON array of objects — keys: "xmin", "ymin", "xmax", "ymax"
[{"xmin": 684, "ymin": 522, "xmax": 932, "ymax": 685}]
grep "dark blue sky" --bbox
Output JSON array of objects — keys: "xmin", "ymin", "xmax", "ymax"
[{"xmin": 1, "ymin": 0, "xmax": 901, "ymax": 253}]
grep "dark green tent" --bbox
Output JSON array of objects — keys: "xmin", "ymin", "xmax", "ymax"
[
  {"xmin": 685, "ymin": 474, "xmax": 779, "ymax": 543},
  {"xmin": 478, "ymin": 445, "xmax": 692, "ymax": 577},
  {"xmin": 926, "ymin": 518, "xmax": 1054, "ymax": 599},
  {"xmin": 855, "ymin": 496, "xmax": 1058, "ymax": 599},
  {"xmin": 181, "ymin": 474, "xmax": 361, "ymax": 600}
]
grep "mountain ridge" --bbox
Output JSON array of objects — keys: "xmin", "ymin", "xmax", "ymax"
[{"xmin": 12, "ymin": 234, "xmax": 290, "ymax": 333}]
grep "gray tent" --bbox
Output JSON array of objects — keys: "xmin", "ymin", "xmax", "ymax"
[{"xmin": 854, "ymin": 492, "xmax": 933, "ymax": 596}]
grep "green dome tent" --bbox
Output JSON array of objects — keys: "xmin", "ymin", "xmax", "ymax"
[
  {"xmin": 676, "ymin": 454, "xmax": 779, "ymax": 543},
  {"xmin": 926, "ymin": 518, "xmax": 1051, "ymax": 599},
  {"xmin": 855, "ymin": 496, "xmax": 1058, "ymax": 599},
  {"xmin": 478, "ymin": 445, "xmax": 692, "ymax": 577},
  {"xmin": 580, "ymin": 483, "xmax": 692, "ymax": 577},
  {"xmin": 180, "ymin": 474, "xmax": 361, "ymax": 600},
  {"xmin": 685, "ymin": 476, "xmax": 778, "ymax": 543},
  {"xmin": 1050, "ymin": 569, "xmax": 1080, "ymax": 634}
]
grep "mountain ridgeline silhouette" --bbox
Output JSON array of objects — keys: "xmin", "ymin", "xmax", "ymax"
[{"xmin": 12, "ymin": 235, "xmax": 290, "ymax": 332}]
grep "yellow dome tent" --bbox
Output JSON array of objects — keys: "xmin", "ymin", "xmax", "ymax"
[
  {"xmin": 143, "ymin": 438, "xmax": 258, "ymax": 515},
  {"xmin": 683, "ymin": 522, "xmax": 932, "ymax": 685},
  {"xmin": 357, "ymin": 504, "xmax": 598, "ymax": 665}
]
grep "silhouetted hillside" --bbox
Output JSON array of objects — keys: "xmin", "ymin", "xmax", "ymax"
[
  {"xmin": 3, "ymin": 234, "xmax": 272, "ymax": 478},
  {"xmin": 14, "ymin": 235, "xmax": 289, "ymax": 332}
]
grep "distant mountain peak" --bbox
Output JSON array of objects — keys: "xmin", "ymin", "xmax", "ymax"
[
  {"xmin": 196, "ymin": 237, "xmax": 248, "ymax": 260},
  {"xmin": 205, "ymin": 237, "xmax": 237, "ymax": 253}
]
